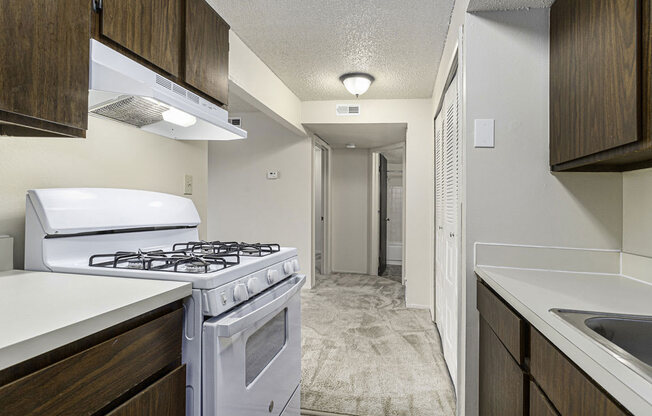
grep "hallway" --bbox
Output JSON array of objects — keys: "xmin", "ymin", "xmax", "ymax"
[{"xmin": 300, "ymin": 274, "xmax": 456, "ymax": 416}]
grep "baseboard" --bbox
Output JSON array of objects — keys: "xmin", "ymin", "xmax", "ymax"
[
  {"xmin": 406, "ymin": 303, "xmax": 430, "ymax": 310},
  {"xmin": 301, "ymin": 409, "xmax": 356, "ymax": 416}
]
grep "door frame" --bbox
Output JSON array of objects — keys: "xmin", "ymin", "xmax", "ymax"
[
  {"xmin": 311, "ymin": 135, "xmax": 332, "ymax": 285},
  {"xmin": 369, "ymin": 142, "xmax": 406, "ymax": 282}
]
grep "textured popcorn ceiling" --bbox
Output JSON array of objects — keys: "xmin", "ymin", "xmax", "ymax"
[
  {"xmin": 467, "ymin": 0, "xmax": 555, "ymax": 12},
  {"xmin": 209, "ymin": 0, "xmax": 455, "ymax": 100}
]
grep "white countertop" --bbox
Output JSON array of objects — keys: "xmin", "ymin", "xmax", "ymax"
[
  {"xmin": 475, "ymin": 265, "xmax": 652, "ymax": 415},
  {"xmin": 0, "ymin": 270, "xmax": 191, "ymax": 371}
]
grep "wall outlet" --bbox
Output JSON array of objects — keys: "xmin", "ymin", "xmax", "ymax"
[
  {"xmin": 267, "ymin": 171, "xmax": 279, "ymax": 180},
  {"xmin": 184, "ymin": 174, "xmax": 193, "ymax": 195}
]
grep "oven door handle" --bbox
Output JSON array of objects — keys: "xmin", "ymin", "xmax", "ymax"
[{"xmin": 215, "ymin": 274, "xmax": 306, "ymax": 337}]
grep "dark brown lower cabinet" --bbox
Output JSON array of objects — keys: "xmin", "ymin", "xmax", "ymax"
[
  {"xmin": 477, "ymin": 278, "xmax": 632, "ymax": 416},
  {"xmin": 530, "ymin": 382, "xmax": 559, "ymax": 416},
  {"xmin": 479, "ymin": 317, "xmax": 526, "ymax": 416},
  {"xmin": 530, "ymin": 329, "xmax": 628, "ymax": 416},
  {"xmin": 107, "ymin": 364, "xmax": 186, "ymax": 416},
  {"xmin": 0, "ymin": 302, "xmax": 184, "ymax": 416}
]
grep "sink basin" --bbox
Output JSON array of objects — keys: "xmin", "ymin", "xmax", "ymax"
[{"xmin": 551, "ymin": 309, "xmax": 652, "ymax": 382}]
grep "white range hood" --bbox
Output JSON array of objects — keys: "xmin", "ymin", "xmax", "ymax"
[{"xmin": 88, "ymin": 39, "xmax": 246, "ymax": 141}]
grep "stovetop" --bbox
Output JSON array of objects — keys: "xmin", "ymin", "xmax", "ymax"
[{"xmin": 89, "ymin": 241, "xmax": 282, "ymax": 274}]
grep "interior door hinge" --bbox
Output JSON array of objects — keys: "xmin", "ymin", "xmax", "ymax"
[{"xmin": 92, "ymin": 0, "xmax": 102, "ymax": 12}]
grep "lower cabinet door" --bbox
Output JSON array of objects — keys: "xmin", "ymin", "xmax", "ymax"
[
  {"xmin": 479, "ymin": 317, "xmax": 525, "ymax": 416},
  {"xmin": 107, "ymin": 365, "xmax": 186, "ymax": 416},
  {"xmin": 530, "ymin": 381, "xmax": 559, "ymax": 416}
]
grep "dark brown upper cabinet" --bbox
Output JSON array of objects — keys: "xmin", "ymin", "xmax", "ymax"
[
  {"xmin": 185, "ymin": 0, "xmax": 230, "ymax": 106},
  {"xmin": 100, "ymin": 0, "xmax": 183, "ymax": 77},
  {"xmin": 550, "ymin": 0, "xmax": 652, "ymax": 172},
  {"xmin": 0, "ymin": 0, "xmax": 90, "ymax": 138}
]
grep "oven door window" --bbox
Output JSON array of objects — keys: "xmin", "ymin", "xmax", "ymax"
[{"xmin": 245, "ymin": 309, "xmax": 287, "ymax": 386}]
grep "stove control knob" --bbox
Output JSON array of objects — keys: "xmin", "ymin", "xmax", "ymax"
[
  {"xmin": 247, "ymin": 277, "xmax": 260, "ymax": 295},
  {"xmin": 233, "ymin": 283, "xmax": 249, "ymax": 302},
  {"xmin": 267, "ymin": 269, "xmax": 279, "ymax": 285},
  {"xmin": 292, "ymin": 259, "xmax": 300, "ymax": 272},
  {"xmin": 283, "ymin": 261, "xmax": 293, "ymax": 274}
]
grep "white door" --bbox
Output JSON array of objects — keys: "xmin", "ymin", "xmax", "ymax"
[
  {"xmin": 435, "ymin": 74, "xmax": 460, "ymax": 389},
  {"xmin": 434, "ymin": 114, "xmax": 445, "ymax": 331}
]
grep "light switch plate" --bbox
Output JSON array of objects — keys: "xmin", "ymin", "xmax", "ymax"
[
  {"xmin": 184, "ymin": 174, "xmax": 193, "ymax": 195},
  {"xmin": 267, "ymin": 171, "xmax": 279, "ymax": 180},
  {"xmin": 474, "ymin": 119, "xmax": 495, "ymax": 148}
]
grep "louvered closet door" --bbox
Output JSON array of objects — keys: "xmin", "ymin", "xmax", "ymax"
[
  {"xmin": 442, "ymin": 74, "xmax": 460, "ymax": 389},
  {"xmin": 434, "ymin": 114, "xmax": 445, "ymax": 333}
]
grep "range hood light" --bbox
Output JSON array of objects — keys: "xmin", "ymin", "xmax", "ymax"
[{"xmin": 162, "ymin": 107, "xmax": 197, "ymax": 127}]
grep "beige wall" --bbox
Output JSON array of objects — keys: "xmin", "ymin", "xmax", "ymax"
[
  {"xmin": 459, "ymin": 10, "xmax": 623, "ymax": 415},
  {"xmin": 206, "ymin": 111, "xmax": 313, "ymax": 286},
  {"xmin": 623, "ymin": 168, "xmax": 652, "ymax": 257},
  {"xmin": 331, "ymin": 148, "xmax": 370, "ymax": 274},
  {"xmin": 302, "ymin": 99, "xmax": 434, "ymax": 308},
  {"xmin": 0, "ymin": 116, "xmax": 208, "ymax": 268}
]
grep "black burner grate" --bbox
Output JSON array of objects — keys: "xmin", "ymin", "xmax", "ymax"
[{"xmin": 89, "ymin": 248, "xmax": 240, "ymax": 273}]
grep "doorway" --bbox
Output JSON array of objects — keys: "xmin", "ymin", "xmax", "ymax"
[
  {"xmin": 370, "ymin": 144, "xmax": 405, "ymax": 284},
  {"xmin": 313, "ymin": 137, "xmax": 330, "ymax": 279}
]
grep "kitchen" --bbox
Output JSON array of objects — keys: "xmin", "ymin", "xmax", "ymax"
[{"xmin": 1, "ymin": 0, "xmax": 652, "ymax": 416}]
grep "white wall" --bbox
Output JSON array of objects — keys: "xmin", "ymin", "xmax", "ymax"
[
  {"xmin": 229, "ymin": 32, "xmax": 305, "ymax": 136},
  {"xmin": 459, "ymin": 10, "xmax": 623, "ymax": 415},
  {"xmin": 623, "ymin": 168, "xmax": 652, "ymax": 257},
  {"xmin": 207, "ymin": 111, "xmax": 313, "ymax": 286},
  {"xmin": 331, "ymin": 148, "xmax": 370, "ymax": 274},
  {"xmin": 0, "ymin": 117, "xmax": 208, "ymax": 268},
  {"xmin": 302, "ymin": 99, "xmax": 434, "ymax": 307}
]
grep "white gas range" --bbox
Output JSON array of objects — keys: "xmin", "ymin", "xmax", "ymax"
[{"xmin": 24, "ymin": 188, "xmax": 305, "ymax": 416}]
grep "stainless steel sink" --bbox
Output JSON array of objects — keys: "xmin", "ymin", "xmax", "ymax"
[{"xmin": 551, "ymin": 309, "xmax": 652, "ymax": 382}]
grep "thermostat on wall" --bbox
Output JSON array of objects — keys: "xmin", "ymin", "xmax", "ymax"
[{"xmin": 267, "ymin": 171, "xmax": 279, "ymax": 180}]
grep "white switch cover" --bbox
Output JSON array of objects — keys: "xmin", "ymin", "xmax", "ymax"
[
  {"xmin": 267, "ymin": 171, "xmax": 279, "ymax": 180},
  {"xmin": 474, "ymin": 119, "xmax": 495, "ymax": 148},
  {"xmin": 184, "ymin": 174, "xmax": 193, "ymax": 195}
]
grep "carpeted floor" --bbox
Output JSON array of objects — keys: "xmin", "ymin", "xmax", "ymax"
[
  {"xmin": 381, "ymin": 265, "xmax": 403, "ymax": 284},
  {"xmin": 300, "ymin": 273, "xmax": 456, "ymax": 416}
]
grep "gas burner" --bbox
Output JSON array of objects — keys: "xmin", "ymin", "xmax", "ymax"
[
  {"xmin": 184, "ymin": 262, "xmax": 205, "ymax": 273},
  {"xmin": 89, "ymin": 248, "xmax": 240, "ymax": 274},
  {"xmin": 238, "ymin": 243, "xmax": 281, "ymax": 257},
  {"xmin": 171, "ymin": 241, "xmax": 280, "ymax": 257},
  {"xmin": 173, "ymin": 240, "xmax": 240, "ymax": 255}
]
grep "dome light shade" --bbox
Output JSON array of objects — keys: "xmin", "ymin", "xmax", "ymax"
[{"xmin": 340, "ymin": 73, "xmax": 375, "ymax": 97}]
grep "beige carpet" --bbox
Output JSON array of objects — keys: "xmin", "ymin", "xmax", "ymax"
[{"xmin": 301, "ymin": 273, "xmax": 456, "ymax": 416}]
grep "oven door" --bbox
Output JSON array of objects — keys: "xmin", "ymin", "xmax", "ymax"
[{"xmin": 202, "ymin": 274, "xmax": 305, "ymax": 416}]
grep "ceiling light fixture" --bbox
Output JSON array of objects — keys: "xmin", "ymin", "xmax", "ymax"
[
  {"xmin": 346, "ymin": 143, "xmax": 356, "ymax": 149},
  {"xmin": 340, "ymin": 73, "xmax": 375, "ymax": 98}
]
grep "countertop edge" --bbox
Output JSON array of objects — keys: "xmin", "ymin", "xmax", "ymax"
[
  {"xmin": 475, "ymin": 266, "xmax": 652, "ymax": 416},
  {"xmin": 0, "ymin": 282, "xmax": 191, "ymax": 371}
]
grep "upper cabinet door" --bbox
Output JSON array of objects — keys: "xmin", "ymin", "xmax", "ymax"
[
  {"xmin": 550, "ymin": 0, "xmax": 644, "ymax": 170},
  {"xmin": 0, "ymin": 0, "xmax": 90, "ymax": 137},
  {"xmin": 185, "ymin": 0, "xmax": 230, "ymax": 106},
  {"xmin": 101, "ymin": 0, "xmax": 183, "ymax": 77}
]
